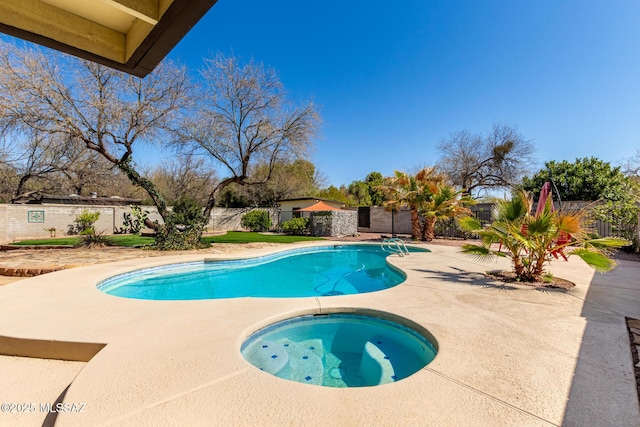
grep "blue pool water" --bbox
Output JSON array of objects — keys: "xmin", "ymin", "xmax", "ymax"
[
  {"xmin": 241, "ymin": 313, "xmax": 437, "ymax": 387},
  {"xmin": 98, "ymin": 244, "xmax": 428, "ymax": 300}
]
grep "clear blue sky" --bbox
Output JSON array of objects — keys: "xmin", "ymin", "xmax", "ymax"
[{"xmin": 175, "ymin": 1, "xmax": 636, "ymax": 186}]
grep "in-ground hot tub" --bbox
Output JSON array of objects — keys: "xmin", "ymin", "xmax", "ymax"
[{"xmin": 241, "ymin": 311, "xmax": 437, "ymax": 387}]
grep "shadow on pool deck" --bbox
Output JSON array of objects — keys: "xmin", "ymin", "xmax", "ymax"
[
  {"xmin": 562, "ymin": 259, "xmax": 640, "ymax": 426},
  {"xmin": 412, "ymin": 267, "xmax": 520, "ymax": 291}
]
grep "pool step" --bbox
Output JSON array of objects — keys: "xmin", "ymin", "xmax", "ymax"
[
  {"xmin": 243, "ymin": 340, "xmax": 289, "ymax": 375},
  {"xmin": 276, "ymin": 339, "xmax": 324, "ymax": 385},
  {"xmin": 360, "ymin": 335, "xmax": 397, "ymax": 385}
]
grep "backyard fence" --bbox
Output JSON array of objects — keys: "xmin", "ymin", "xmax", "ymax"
[
  {"xmin": 0, "ymin": 204, "xmax": 280, "ymax": 243},
  {"xmin": 358, "ymin": 203, "xmax": 640, "ymax": 249}
]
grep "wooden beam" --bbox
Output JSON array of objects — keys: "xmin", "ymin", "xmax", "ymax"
[
  {"xmin": 125, "ymin": 19, "xmax": 154, "ymax": 62},
  {"xmin": 126, "ymin": 0, "xmax": 218, "ymax": 75},
  {"xmin": 102, "ymin": 0, "xmax": 160, "ymax": 25},
  {"xmin": 0, "ymin": 0, "xmax": 217, "ymax": 77},
  {"xmin": 0, "ymin": 0, "xmax": 125, "ymax": 63}
]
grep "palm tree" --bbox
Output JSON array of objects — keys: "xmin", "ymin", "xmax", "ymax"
[
  {"xmin": 420, "ymin": 182, "xmax": 474, "ymax": 241},
  {"xmin": 380, "ymin": 170, "xmax": 424, "ymax": 239},
  {"xmin": 381, "ymin": 167, "xmax": 471, "ymax": 241},
  {"xmin": 457, "ymin": 190, "xmax": 627, "ymax": 282}
]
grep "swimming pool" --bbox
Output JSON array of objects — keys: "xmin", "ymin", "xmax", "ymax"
[
  {"xmin": 241, "ymin": 312, "xmax": 437, "ymax": 387},
  {"xmin": 98, "ymin": 244, "xmax": 428, "ymax": 300}
]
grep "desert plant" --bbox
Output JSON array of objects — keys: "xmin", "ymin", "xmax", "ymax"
[
  {"xmin": 281, "ymin": 217, "xmax": 310, "ymax": 235},
  {"xmin": 241, "ymin": 210, "xmax": 272, "ymax": 232},
  {"xmin": 457, "ymin": 190, "xmax": 628, "ymax": 282},
  {"xmin": 121, "ymin": 205, "xmax": 149, "ymax": 234},
  {"xmin": 81, "ymin": 230, "xmax": 109, "ymax": 247}
]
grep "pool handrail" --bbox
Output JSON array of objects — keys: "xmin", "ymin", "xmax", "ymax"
[{"xmin": 381, "ymin": 238, "xmax": 409, "ymax": 256}]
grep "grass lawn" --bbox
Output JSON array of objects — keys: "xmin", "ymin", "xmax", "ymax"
[
  {"xmin": 10, "ymin": 235, "xmax": 154, "ymax": 247},
  {"xmin": 11, "ymin": 232, "xmax": 323, "ymax": 247},
  {"xmin": 107, "ymin": 235, "xmax": 155, "ymax": 247},
  {"xmin": 10, "ymin": 237, "xmax": 82, "ymax": 246},
  {"xmin": 203, "ymin": 231, "xmax": 324, "ymax": 244}
]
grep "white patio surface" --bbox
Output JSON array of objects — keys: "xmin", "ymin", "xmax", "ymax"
[{"xmin": 0, "ymin": 242, "xmax": 638, "ymax": 426}]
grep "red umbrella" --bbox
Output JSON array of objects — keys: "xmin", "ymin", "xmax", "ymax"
[
  {"xmin": 535, "ymin": 182, "xmax": 553, "ymax": 217},
  {"xmin": 297, "ymin": 201, "xmax": 342, "ymax": 211},
  {"xmin": 535, "ymin": 181, "xmax": 570, "ymax": 260}
]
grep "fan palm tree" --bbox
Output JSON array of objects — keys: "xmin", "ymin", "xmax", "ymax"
[
  {"xmin": 457, "ymin": 190, "xmax": 628, "ymax": 282},
  {"xmin": 381, "ymin": 167, "xmax": 471, "ymax": 241},
  {"xmin": 380, "ymin": 170, "xmax": 424, "ymax": 239},
  {"xmin": 420, "ymin": 182, "xmax": 474, "ymax": 241}
]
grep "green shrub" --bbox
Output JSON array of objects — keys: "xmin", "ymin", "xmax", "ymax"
[
  {"xmin": 281, "ymin": 217, "xmax": 309, "ymax": 235},
  {"xmin": 149, "ymin": 197, "xmax": 208, "ymax": 250},
  {"xmin": 151, "ymin": 223, "xmax": 208, "ymax": 250},
  {"xmin": 172, "ymin": 197, "xmax": 206, "ymax": 227},
  {"xmin": 74, "ymin": 210, "xmax": 100, "ymax": 235},
  {"xmin": 241, "ymin": 210, "xmax": 272, "ymax": 232}
]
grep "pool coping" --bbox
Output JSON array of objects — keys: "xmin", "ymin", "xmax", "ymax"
[{"xmin": 0, "ymin": 241, "xmax": 639, "ymax": 426}]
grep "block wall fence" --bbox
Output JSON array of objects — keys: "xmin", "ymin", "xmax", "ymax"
[
  {"xmin": 0, "ymin": 204, "xmax": 279, "ymax": 243},
  {"xmin": 2, "ymin": 202, "xmax": 637, "ymax": 246}
]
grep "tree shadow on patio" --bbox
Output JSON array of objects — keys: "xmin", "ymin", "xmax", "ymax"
[{"xmin": 411, "ymin": 267, "xmax": 520, "ymax": 292}]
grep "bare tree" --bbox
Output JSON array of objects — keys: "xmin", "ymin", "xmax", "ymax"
[
  {"xmin": 12, "ymin": 131, "xmax": 64, "ymax": 197},
  {"xmin": 0, "ymin": 165, "xmax": 17, "ymax": 203},
  {"xmin": 0, "ymin": 41, "xmax": 190, "ymax": 229},
  {"xmin": 6, "ymin": 131, "xmax": 115, "ymax": 197},
  {"xmin": 437, "ymin": 123, "xmax": 535, "ymax": 196},
  {"xmin": 149, "ymin": 154, "xmax": 217, "ymax": 205},
  {"xmin": 622, "ymin": 148, "xmax": 640, "ymax": 178},
  {"xmin": 0, "ymin": 133, "xmax": 19, "ymax": 199},
  {"xmin": 180, "ymin": 54, "xmax": 320, "ymax": 218},
  {"xmin": 238, "ymin": 159, "xmax": 322, "ymax": 207}
]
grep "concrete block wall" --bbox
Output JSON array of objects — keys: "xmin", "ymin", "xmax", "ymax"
[
  {"xmin": 208, "ymin": 208, "xmax": 279, "ymax": 232},
  {"xmin": 361, "ymin": 206, "xmax": 412, "ymax": 234},
  {"xmin": 0, "ymin": 204, "xmax": 280, "ymax": 243},
  {"xmin": 0, "ymin": 205, "xmax": 7, "ymax": 243},
  {"xmin": 1, "ymin": 205, "xmax": 118, "ymax": 242}
]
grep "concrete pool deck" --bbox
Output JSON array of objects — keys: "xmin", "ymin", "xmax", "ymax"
[{"xmin": 0, "ymin": 241, "xmax": 639, "ymax": 426}]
